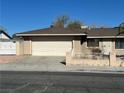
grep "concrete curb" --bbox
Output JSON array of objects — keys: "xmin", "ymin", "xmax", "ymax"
[{"xmin": 0, "ymin": 69, "xmax": 124, "ymax": 74}]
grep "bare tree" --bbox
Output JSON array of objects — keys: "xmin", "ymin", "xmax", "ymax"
[
  {"xmin": 119, "ymin": 22, "xmax": 124, "ymax": 29},
  {"xmin": 53, "ymin": 15, "xmax": 69, "ymax": 28},
  {"xmin": 67, "ymin": 21, "xmax": 82, "ymax": 29}
]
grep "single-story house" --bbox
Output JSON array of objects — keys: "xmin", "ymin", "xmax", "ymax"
[
  {"xmin": 15, "ymin": 28, "xmax": 86, "ymax": 56},
  {"xmin": 0, "ymin": 30, "xmax": 16, "ymax": 55},
  {"xmin": 15, "ymin": 27, "xmax": 124, "ymax": 56}
]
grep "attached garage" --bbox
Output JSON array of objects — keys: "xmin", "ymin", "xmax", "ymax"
[
  {"xmin": 32, "ymin": 41, "xmax": 72, "ymax": 56},
  {"xmin": 15, "ymin": 28, "xmax": 86, "ymax": 56}
]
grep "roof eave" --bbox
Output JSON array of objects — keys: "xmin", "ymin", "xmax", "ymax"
[
  {"xmin": 16, "ymin": 33, "xmax": 86, "ymax": 36},
  {"xmin": 87, "ymin": 36, "xmax": 124, "ymax": 38}
]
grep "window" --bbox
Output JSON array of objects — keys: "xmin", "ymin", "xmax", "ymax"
[
  {"xmin": 115, "ymin": 39, "xmax": 124, "ymax": 49},
  {"xmin": 87, "ymin": 39, "xmax": 99, "ymax": 47}
]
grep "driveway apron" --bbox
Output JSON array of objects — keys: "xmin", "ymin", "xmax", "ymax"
[{"xmin": 0, "ymin": 56, "xmax": 67, "ymax": 71}]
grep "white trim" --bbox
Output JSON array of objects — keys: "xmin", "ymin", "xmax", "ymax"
[
  {"xmin": 16, "ymin": 34, "xmax": 86, "ymax": 36},
  {"xmin": 88, "ymin": 36, "xmax": 124, "ymax": 38},
  {"xmin": 116, "ymin": 36, "xmax": 124, "ymax": 38}
]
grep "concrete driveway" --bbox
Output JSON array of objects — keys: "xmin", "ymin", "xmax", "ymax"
[{"xmin": 0, "ymin": 56, "xmax": 67, "ymax": 71}]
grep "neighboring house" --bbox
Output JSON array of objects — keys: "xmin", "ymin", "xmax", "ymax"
[
  {"xmin": 0, "ymin": 30, "xmax": 12, "ymax": 39},
  {"xmin": 0, "ymin": 30, "xmax": 16, "ymax": 55},
  {"xmin": 15, "ymin": 27, "xmax": 124, "ymax": 56}
]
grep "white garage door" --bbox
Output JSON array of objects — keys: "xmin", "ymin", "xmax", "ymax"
[
  {"xmin": 32, "ymin": 41, "xmax": 72, "ymax": 56},
  {"xmin": 0, "ymin": 42, "xmax": 16, "ymax": 55}
]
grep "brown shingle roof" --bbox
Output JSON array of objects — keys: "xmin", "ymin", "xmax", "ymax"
[
  {"xmin": 15, "ymin": 27, "xmax": 124, "ymax": 38},
  {"xmin": 86, "ymin": 28, "xmax": 124, "ymax": 38},
  {"xmin": 16, "ymin": 28, "xmax": 86, "ymax": 36}
]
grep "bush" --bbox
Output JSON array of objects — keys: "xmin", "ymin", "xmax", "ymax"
[{"xmin": 92, "ymin": 48, "xmax": 101, "ymax": 53}]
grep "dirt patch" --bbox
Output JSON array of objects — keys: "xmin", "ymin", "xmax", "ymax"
[{"xmin": 0, "ymin": 55, "xmax": 23, "ymax": 64}]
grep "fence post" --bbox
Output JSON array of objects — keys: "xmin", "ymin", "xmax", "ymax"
[
  {"xmin": 109, "ymin": 52, "xmax": 116, "ymax": 66},
  {"xmin": 72, "ymin": 40, "xmax": 82, "ymax": 57}
]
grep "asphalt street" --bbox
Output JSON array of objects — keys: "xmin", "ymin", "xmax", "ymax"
[{"xmin": 0, "ymin": 71, "xmax": 124, "ymax": 93}]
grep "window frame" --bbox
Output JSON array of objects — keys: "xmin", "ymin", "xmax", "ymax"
[
  {"xmin": 115, "ymin": 39, "xmax": 124, "ymax": 49},
  {"xmin": 87, "ymin": 39, "xmax": 99, "ymax": 47}
]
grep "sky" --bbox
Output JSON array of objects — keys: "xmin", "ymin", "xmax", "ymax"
[{"xmin": 0, "ymin": 0, "xmax": 124, "ymax": 36}]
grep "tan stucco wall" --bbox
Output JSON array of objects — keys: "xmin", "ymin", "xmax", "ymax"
[
  {"xmin": 16, "ymin": 41, "xmax": 20, "ymax": 55},
  {"xmin": 16, "ymin": 40, "xmax": 32, "ymax": 55},
  {"xmin": 100, "ymin": 39, "xmax": 124, "ymax": 55},
  {"xmin": 16, "ymin": 36, "xmax": 81, "ymax": 56},
  {"xmin": 66, "ymin": 52, "xmax": 124, "ymax": 67},
  {"xmin": 83, "ymin": 38, "xmax": 124, "ymax": 55},
  {"xmin": 94, "ymin": 39, "xmax": 113, "ymax": 51},
  {"xmin": 66, "ymin": 52, "xmax": 109, "ymax": 66},
  {"xmin": 23, "ymin": 40, "xmax": 32, "ymax": 55},
  {"xmin": 16, "ymin": 40, "xmax": 24, "ymax": 55},
  {"xmin": 66, "ymin": 38, "xmax": 124, "ymax": 67},
  {"xmin": 99, "ymin": 39, "xmax": 124, "ymax": 55},
  {"xmin": 72, "ymin": 40, "xmax": 81, "ymax": 52},
  {"xmin": 115, "ymin": 49, "xmax": 124, "ymax": 55},
  {"xmin": 17, "ymin": 36, "xmax": 124, "ymax": 56}
]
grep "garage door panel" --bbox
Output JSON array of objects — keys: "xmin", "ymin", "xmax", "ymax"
[{"xmin": 32, "ymin": 41, "xmax": 72, "ymax": 56}]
